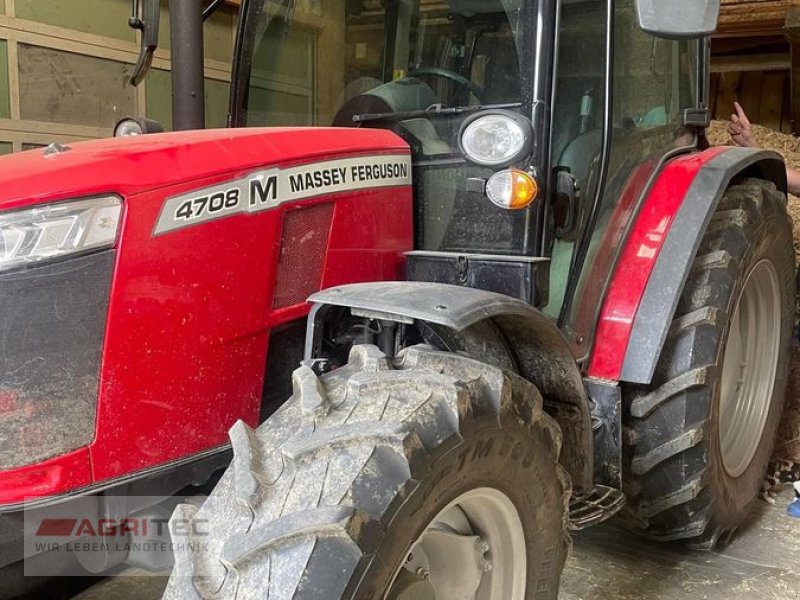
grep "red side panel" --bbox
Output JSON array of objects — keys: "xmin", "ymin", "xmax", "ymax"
[
  {"xmin": 91, "ymin": 161, "xmax": 411, "ymax": 480},
  {"xmin": 0, "ymin": 128, "xmax": 413, "ymax": 503},
  {"xmin": 587, "ymin": 146, "xmax": 728, "ymax": 380},
  {"xmin": 0, "ymin": 450, "xmax": 90, "ymax": 505}
]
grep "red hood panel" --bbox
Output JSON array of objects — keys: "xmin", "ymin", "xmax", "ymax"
[{"xmin": 0, "ymin": 127, "xmax": 410, "ymax": 210}]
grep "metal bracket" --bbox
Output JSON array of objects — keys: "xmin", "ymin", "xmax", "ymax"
[
  {"xmin": 682, "ymin": 107, "xmax": 711, "ymax": 129},
  {"xmin": 586, "ymin": 378, "xmax": 622, "ymax": 489}
]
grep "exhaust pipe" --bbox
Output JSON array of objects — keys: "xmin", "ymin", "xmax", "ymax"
[{"xmin": 170, "ymin": 0, "xmax": 205, "ymax": 130}]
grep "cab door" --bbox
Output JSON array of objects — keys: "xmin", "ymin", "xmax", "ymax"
[{"xmin": 546, "ymin": 0, "xmax": 701, "ymax": 357}]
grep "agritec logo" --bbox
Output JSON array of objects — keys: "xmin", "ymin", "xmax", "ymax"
[{"xmin": 23, "ymin": 496, "xmax": 208, "ymax": 576}]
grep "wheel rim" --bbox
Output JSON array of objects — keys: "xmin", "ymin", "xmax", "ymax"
[
  {"xmin": 387, "ymin": 487, "xmax": 526, "ymax": 600},
  {"xmin": 719, "ymin": 259, "xmax": 782, "ymax": 478}
]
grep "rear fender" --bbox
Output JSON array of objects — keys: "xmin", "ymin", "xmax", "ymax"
[
  {"xmin": 588, "ymin": 147, "xmax": 786, "ymax": 384},
  {"xmin": 307, "ymin": 282, "xmax": 594, "ymax": 491}
]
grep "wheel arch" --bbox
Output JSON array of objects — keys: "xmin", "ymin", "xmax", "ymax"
[
  {"xmin": 307, "ymin": 282, "xmax": 595, "ymax": 491},
  {"xmin": 588, "ymin": 147, "xmax": 788, "ymax": 385}
]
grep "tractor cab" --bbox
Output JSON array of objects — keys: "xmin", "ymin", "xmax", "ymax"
[
  {"xmin": 227, "ymin": 0, "xmax": 709, "ymax": 354},
  {"xmin": 233, "ymin": 0, "xmax": 534, "ymax": 270}
]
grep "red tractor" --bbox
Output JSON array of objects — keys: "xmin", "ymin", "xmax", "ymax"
[{"xmin": 0, "ymin": 0, "xmax": 795, "ymax": 598}]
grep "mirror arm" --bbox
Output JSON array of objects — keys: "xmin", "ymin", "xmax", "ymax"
[
  {"xmin": 203, "ymin": 0, "xmax": 227, "ymax": 21},
  {"xmin": 129, "ymin": 0, "xmax": 160, "ymax": 87}
]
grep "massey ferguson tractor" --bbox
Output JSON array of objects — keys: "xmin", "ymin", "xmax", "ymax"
[{"xmin": 0, "ymin": 0, "xmax": 795, "ymax": 598}]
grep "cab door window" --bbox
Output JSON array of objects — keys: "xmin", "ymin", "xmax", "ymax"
[{"xmin": 549, "ymin": 0, "xmax": 699, "ymax": 349}]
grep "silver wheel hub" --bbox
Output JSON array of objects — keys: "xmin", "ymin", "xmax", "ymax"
[
  {"xmin": 388, "ymin": 488, "xmax": 526, "ymax": 600},
  {"xmin": 719, "ymin": 259, "xmax": 782, "ymax": 478}
]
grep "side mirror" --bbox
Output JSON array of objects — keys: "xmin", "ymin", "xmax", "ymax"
[
  {"xmin": 129, "ymin": 0, "xmax": 160, "ymax": 86},
  {"xmin": 635, "ymin": 0, "xmax": 719, "ymax": 39}
]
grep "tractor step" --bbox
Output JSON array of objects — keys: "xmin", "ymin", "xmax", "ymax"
[{"xmin": 569, "ymin": 485, "xmax": 626, "ymax": 530}]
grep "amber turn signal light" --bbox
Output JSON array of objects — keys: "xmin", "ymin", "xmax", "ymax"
[{"xmin": 486, "ymin": 169, "xmax": 539, "ymax": 210}]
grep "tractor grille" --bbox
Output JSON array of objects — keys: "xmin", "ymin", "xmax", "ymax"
[
  {"xmin": 0, "ymin": 251, "xmax": 114, "ymax": 470},
  {"xmin": 273, "ymin": 203, "xmax": 334, "ymax": 309}
]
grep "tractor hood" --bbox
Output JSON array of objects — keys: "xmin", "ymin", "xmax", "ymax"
[
  {"xmin": 0, "ymin": 125, "xmax": 414, "ymax": 506},
  {"xmin": 0, "ymin": 127, "xmax": 410, "ymax": 211}
]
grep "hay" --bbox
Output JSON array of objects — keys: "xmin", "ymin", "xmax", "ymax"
[
  {"xmin": 709, "ymin": 120, "xmax": 800, "ymax": 268},
  {"xmin": 709, "ymin": 120, "xmax": 800, "ymax": 462},
  {"xmin": 708, "ymin": 120, "xmax": 800, "ymax": 172}
]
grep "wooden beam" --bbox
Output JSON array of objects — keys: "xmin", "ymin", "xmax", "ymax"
[
  {"xmin": 711, "ymin": 53, "xmax": 791, "ymax": 72},
  {"xmin": 713, "ymin": 35, "xmax": 788, "ymax": 53},
  {"xmin": 716, "ymin": 0, "xmax": 794, "ymax": 36}
]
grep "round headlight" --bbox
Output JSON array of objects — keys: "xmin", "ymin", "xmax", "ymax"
[{"xmin": 459, "ymin": 111, "xmax": 533, "ymax": 167}]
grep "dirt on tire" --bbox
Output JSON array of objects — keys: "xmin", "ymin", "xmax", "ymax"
[
  {"xmin": 708, "ymin": 121, "xmax": 800, "ymax": 465},
  {"xmin": 162, "ymin": 344, "xmax": 571, "ymax": 599},
  {"xmin": 621, "ymin": 178, "xmax": 795, "ymax": 546}
]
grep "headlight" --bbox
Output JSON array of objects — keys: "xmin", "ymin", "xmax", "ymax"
[
  {"xmin": 0, "ymin": 196, "xmax": 122, "ymax": 272},
  {"xmin": 459, "ymin": 110, "xmax": 533, "ymax": 167}
]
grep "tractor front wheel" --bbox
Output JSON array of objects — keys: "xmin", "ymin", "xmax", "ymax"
[
  {"xmin": 622, "ymin": 178, "xmax": 795, "ymax": 547},
  {"xmin": 163, "ymin": 344, "xmax": 570, "ymax": 599}
]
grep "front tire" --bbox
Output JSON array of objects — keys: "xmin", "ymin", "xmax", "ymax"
[
  {"xmin": 164, "ymin": 344, "xmax": 570, "ymax": 599},
  {"xmin": 622, "ymin": 178, "xmax": 795, "ymax": 547}
]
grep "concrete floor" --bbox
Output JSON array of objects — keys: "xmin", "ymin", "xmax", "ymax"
[
  {"xmin": 72, "ymin": 491, "xmax": 800, "ymax": 600},
  {"xmin": 561, "ymin": 490, "xmax": 800, "ymax": 600}
]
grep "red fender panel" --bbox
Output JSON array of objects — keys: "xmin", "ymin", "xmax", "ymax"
[
  {"xmin": 588, "ymin": 146, "xmax": 786, "ymax": 383},
  {"xmin": 587, "ymin": 146, "xmax": 728, "ymax": 381}
]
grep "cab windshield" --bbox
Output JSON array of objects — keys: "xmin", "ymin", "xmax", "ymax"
[
  {"xmin": 235, "ymin": 0, "xmax": 534, "ymax": 256},
  {"xmin": 236, "ymin": 0, "xmax": 527, "ymax": 139}
]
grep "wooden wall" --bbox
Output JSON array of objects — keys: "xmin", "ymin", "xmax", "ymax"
[
  {"xmin": 710, "ymin": 70, "xmax": 792, "ymax": 131},
  {"xmin": 711, "ymin": 1, "xmax": 797, "ymax": 131}
]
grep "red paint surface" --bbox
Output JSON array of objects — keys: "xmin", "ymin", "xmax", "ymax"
[
  {"xmin": 0, "ymin": 128, "xmax": 413, "ymax": 503},
  {"xmin": 587, "ymin": 146, "xmax": 728, "ymax": 380},
  {"xmin": 0, "ymin": 449, "xmax": 91, "ymax": 505},
  {"xmin": 0, "ymin": 128, "xmax": 410, "ymax": 210}
]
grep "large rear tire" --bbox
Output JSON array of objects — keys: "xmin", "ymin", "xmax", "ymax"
[
  {"xmin": 163, "ymin": 344, "xmax": 570, "ymax": 599},
  {"xmin": 622, "ymin": 178, "xmax": 795, "ymax": 547}
]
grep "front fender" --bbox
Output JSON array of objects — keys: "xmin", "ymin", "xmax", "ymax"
[{"xmin": 307, "ymin": 282, "xmax": 595, "ymax": 490}]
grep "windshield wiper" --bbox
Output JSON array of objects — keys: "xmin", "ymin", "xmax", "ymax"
[{"xmin": 351, "ymin": 102, "xmax": 522, "ymax": 124}]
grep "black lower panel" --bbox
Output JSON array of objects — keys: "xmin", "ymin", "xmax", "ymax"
[
  {"xmin": 0, "ymin": 251, "xmax": 114, "ymax": 470},
  {"xmin": 406, "ymin": 252, "xmax": 549, "ymax": 307},
  {"xmin": 261, "ymin": 319, "xmax": 306, "ymax": 422}
]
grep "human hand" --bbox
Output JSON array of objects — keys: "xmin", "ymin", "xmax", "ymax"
[{"xmin": 728, "ymin": 102, "xmax": 757, "ymax": 148}]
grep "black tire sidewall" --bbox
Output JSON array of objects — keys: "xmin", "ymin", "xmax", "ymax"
[
  {"xmin": 706, "ymin": 207, "xmax": 795, "ymax": 528},
  {"xmin": 350, "ymin": 417, "xmax": 567, "ymax": 600}
]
